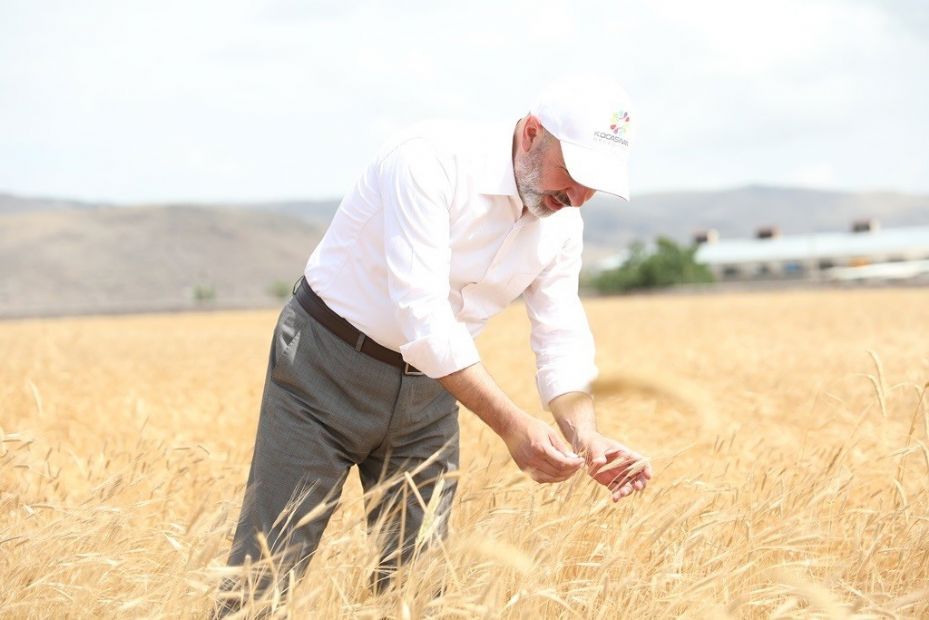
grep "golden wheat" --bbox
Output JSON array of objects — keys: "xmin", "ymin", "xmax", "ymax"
[{"xmin": 1, "ymin": 288, "xmax": 928, "ymax": 618}]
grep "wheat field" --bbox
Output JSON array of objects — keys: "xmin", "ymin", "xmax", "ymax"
[{"xmin": 2, "ymin": 288, "xmax": 928, "ymax": 619}]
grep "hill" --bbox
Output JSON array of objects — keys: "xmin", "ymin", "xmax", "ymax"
[{"xmin": 0, "ymin": 205, "xmax": 323, "ymax": 317}]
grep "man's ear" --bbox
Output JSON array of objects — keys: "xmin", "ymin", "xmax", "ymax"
[{"xmin": 521, "ymin": 114, "xmax": 542, "ymax": 152}]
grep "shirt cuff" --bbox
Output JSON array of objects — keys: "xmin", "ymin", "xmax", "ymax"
[
  {"xmin": 537, "ymin": 362, "xmax": 599, "ymax": 411},
  {"xmin": 399, "ymin": 323, "xmax": 480, "ymax": 378}
]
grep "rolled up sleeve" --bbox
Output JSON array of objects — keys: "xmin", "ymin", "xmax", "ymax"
[
  {"xmin": 522, "ymin": 219, "xmax": 598, "ymax": 409},
  {"xmin": 378, "ymin": 140, "xmax": 481, "ymax": 377}
]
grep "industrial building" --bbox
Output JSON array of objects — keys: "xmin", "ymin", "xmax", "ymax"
[{"xmin": 694, "ymin": 222, "xmax": 929, "ymax": 282}]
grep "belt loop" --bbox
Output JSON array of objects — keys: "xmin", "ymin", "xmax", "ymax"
[{"xmin": 354, "ymin": 333, "xmax": 366, "ymax": 351}]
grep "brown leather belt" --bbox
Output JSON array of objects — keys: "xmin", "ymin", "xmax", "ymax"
[{"xmin": 293, "ymin": 277, "xmax": 423, "ymax": 376}]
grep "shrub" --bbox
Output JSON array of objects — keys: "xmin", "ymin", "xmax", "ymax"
[
  {"xmin": 593, "ymin": 237, "xmax": 714, "ymax": 293},
  {"xmin": 192, "ymin": 284, "xmax": 216, "ymax": 304},
  {"xmin": 268, "ymin": 280, "xmax": 293, "ymax": 301}
]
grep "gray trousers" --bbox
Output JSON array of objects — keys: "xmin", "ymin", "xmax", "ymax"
[{"xmin": 226, "ymin": 295, "xmax": 460, "ymax": 595}]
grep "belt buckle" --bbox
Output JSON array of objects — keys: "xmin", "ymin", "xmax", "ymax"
[{"xmin": 403, "ymin": 362, "xmax": 424, "ymax": 376}]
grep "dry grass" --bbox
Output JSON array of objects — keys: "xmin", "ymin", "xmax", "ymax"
[{"xmin": 2, "ymin": 288, "xmax": 928, "ymax": 618}]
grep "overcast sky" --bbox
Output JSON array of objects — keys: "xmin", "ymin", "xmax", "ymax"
[{"xmin": 1, "ymin": 0, "xmax": 927, "ymax": 203}]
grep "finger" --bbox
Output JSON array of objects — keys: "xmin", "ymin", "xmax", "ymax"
[
  {"xmin": 603, "ymin": 444, "xmax": 647, "ymax": 463},
  {"xmin": 597, "ymin": 454, "xmax": 651, "ymax": 485},
  {"xmin": 543, "ymin": 441, "xmax": 584, "ymax": 471},
  {"xmin": 625, "ymin": 468, "xmax": 651, "ymax": 490},
  {"xmin": 588, "ymin": 455, "xmax": 607, "ymax": 472},
  {"xmin": 600, "ymin": 464, "xmax": 647, "ymax": 493},
  {"xmin": 622, "ymin": 454, "xmax": 652, "ymax": 480},
  {"xmin": 526, "ymin": 465, "xmax": 574, "ymax": 484},
  {"xmin": 547, "ymin": 434, "xmax": 584, "ymax": 463},
  {"xmin": 544, "ymin": 454, "xmax": 583, "ymax": 479},
  {"xmin": 603, "ymin": 445, "xmax": 628, "ymax": 458},
  {"xmin": 588, "ymin": 446, "xmax": 623, "ymax": 475},
  {"xmin": 611, "ymin": 482, "xmax": 634, "ymax": 501},
  {"xmin": 586, "ymin": 449, "xmax": 607, "ymax": 474},
  {"xmin": 527, "ymin": 456, "xmax": 577, "ymax": 482},
  {"xmin": 595, "ymin": 470, "xmax": 630, "ymax": 490},
  {"xmin": 523, "ymin": 458, "xmax": 561, "ymax": 479},
  {"xmin": 592, "ymin": 452, "xmax": 634, "ymax": 476},
  {"xmin": 545, "ymin": 470, "xmax": 578, "ymax": 483},
  {"xmin": 586, "ymin": 443, "xmax": 608, "ymax": 467},
  {"xmin": 593, "ymin": 471, "xmax": 629, "ymax": 490},
  {"xmin": 594, "ymin": 458, "xmax": 636, "ymax": 485},
  {"xmin": 631, "ymin": 459, "xmax": 652, "ymax": 482}
]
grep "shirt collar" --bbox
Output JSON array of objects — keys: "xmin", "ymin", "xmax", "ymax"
[{"xmin": 476, "ymin": 121, "xmax": 520, "ymax": 200}]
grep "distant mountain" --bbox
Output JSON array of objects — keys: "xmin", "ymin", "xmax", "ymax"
[
  {"xmin": 0, "ymin": 192, "xmax": 113, "ymax": 214},
  {"xmin": 235, "ymin": 199, "xmax": 342, "ymax": 225},
  {"xmin": 0, "ymin": 191, "xmax": 341, "ymax": 228},
  {"xmin": 1, "ymin": 186, "xmax": 926, "ymax": 316},
  {"xmin": 0, "ymin": 205, "xmax": 323, "ymax": 317}
]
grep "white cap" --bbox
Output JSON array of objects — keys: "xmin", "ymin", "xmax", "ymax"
[{"xmin": 531, "ymin": 77, "xmax": 636, "ymax": 201}]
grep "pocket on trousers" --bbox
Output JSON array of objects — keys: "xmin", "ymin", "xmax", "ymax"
[{"xmin": 269, "ymin": 302, "xmax": 307, "ymax": 384}]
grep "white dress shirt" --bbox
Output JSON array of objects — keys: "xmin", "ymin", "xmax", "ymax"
[{"xmin": 305, "ymin": 119, "xmax": 597, "ymax": 409}]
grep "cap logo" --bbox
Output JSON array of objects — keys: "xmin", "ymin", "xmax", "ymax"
[
  {"xmin": 593, "ymin": 110, "xmax": 631, "ymax": 147},
  {"xmin": 609, "ymin": 111, "xmax": 631, "ymax": 137}
]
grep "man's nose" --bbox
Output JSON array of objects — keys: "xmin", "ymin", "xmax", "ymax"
[{"xmin": 567, "ymin": 184, "xmax": 595, "ymax": 207}]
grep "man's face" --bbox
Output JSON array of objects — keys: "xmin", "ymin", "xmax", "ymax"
[{"xmin": 514, "ymin": 129, "xmax": 596, "ymax": 219}]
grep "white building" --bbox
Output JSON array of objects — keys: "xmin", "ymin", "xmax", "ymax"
[{"xmin": 695, "ymin": 225, "xmax": 929, "ymax": 282}]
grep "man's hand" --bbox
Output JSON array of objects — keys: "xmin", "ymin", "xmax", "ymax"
[
  {"xmin": 574, "ymin": 431, "xmax": 652, "ymax": 501},
  {"xmin": 438, "ymin": 364, "xmax": 586, "ymax": 484},
  {"xmin": 549, "ymin": 392, "xmax": 652, "ymax": 502},
  {"xmin": 501, "ymin": 415, "xmax": 585, "ymax": 483}
]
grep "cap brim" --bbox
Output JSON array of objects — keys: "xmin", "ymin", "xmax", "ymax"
[{"xmin": 560, "ymin": 141, "xmax": 630, "ymax": 201}]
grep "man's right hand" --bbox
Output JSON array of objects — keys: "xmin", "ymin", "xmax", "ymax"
[
  {"xmin": 437, "ymin": 362, "xmax": 584, "ymax": 483},
  {"xmin": 501, "ymin": 414, "xmax": 585, "ymax": 483}
]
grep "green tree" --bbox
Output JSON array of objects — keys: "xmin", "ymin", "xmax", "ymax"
[
  {"xmin": 268, "ymin": 280, "xmax": 293, "ymax": 301},
  {"xmin": 593, "ymin": 237, "xmax": 714, "ymax": 294}
]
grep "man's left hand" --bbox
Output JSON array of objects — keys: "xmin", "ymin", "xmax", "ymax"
[{"xmin": 574, "ymin": 432, "xmax": 652, "ymax": 502}]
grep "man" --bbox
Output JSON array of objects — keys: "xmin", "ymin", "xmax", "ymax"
[{"xmin": 222, "ymin": 77, "xmax": 652, "ymax": 606}]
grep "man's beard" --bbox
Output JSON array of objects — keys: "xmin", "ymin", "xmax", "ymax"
[{"xmin": 514, "ymin": 145, "xmax": 569, "ymax": 219}]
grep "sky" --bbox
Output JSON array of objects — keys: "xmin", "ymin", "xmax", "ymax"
[{"xmin": 1, "ymin": 0, "xmax": 927, "ymax": 204}]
